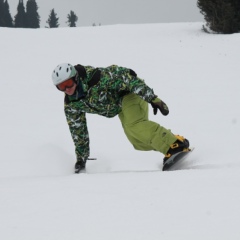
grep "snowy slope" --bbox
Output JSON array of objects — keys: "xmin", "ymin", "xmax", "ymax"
[{"xmin": 0, "ymin": 23, "xmax": 240, "ymax": 239}]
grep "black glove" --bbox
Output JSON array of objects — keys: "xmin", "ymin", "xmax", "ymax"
[
  {"xmin": 75, "ymin": 157, "xmax": 87, "ymax": 169},
  {"xmin": 151, "ymin": 98, "xmax": 169, "ymax": 116}
]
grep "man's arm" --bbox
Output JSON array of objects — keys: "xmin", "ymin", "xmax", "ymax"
[
  {"xmin": 123, "ymin": 68, "xmax": 169, "ymax": 116},
  {"xmin": 64, "ymin": 104, "xmax": 90, "ymax": 161}
]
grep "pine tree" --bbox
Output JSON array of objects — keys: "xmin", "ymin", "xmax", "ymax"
[
  {"xmin": 0, "ymin": 0, "xmax": 4, "ymax": 27},
  {"xmin": 14, "ymin": 0, "xmax": 27, "ymax": 28},
  {"xmin": 66, "ymin": 10, "xmax": 78, "ymax": 27},
  {"xmin": 4, "ymin": 0, "xmax": 13, "ymax": 27},
  {"xmin": 46, "ymin": 9, "xmax": 59, "ymax": 28},
  {"xmin": 197, "ymin": 0, "xmax": 240, "ymax": 34},
  {"xmin": 26, "ymin": 0, "xmax": 40, "ymax": 28}
]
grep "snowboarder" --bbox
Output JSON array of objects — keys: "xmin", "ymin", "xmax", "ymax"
[{"xmin": 51, "ymin": 63, "xmax": 190, "ymax": 172}]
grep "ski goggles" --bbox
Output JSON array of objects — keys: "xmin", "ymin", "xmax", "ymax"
[{"xmin": 57, "ymin": 78, "xmax": 75, "ymax": 91}]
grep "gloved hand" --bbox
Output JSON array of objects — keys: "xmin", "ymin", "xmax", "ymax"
[
  {"xmin": 151, "ymin": 97, "xmax": 169, "ymax": 116},
  {"xmin": 75, "ymin": 157, "xmax": 87, "ymax": 169}
]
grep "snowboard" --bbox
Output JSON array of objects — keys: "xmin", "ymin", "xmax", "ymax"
[{"xmin": 162, "ymin": 147, "xmax": 194, "ymax": 171}]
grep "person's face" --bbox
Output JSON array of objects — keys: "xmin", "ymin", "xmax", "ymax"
[{"xmin": 57, "ymin": 78, "xmax": 77, "ymax": 96}]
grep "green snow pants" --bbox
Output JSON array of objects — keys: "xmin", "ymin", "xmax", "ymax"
[{"xmin": 118, "ymin": 93, "xmax": 177, "ymax": 154}]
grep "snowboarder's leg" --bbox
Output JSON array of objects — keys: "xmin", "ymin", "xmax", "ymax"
[{"xmin": 119, "ymin": 93, "xmax": 177, "ymax": 154}]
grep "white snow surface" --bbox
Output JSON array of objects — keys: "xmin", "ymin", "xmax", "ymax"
[{"xmin": 1, "ymin": 23, "xmax": 240, "ymax": 239}]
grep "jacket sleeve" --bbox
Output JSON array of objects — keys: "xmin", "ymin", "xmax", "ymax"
[
  {"xmin": 118, "ymin": 67, "xmax": 157, "ymax": 103},
  {"xmin": 112, "ymin": 67, "xmax": 157, "ymax": 103},
  {"xmin": 64, "ymin": 103, "xmax": 90, "ymax": 160}
]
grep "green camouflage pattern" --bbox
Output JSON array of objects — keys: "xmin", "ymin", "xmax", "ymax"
[{"xmin": 64, "ymin": 65, "xmax": 157, "ymax": 160}]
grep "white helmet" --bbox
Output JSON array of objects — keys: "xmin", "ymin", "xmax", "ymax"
[{"xmin": 52, "ymin": 63, "xmax": 77, "ymax": 85}]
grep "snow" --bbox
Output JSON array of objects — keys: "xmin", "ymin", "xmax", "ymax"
[{"xmin": 0, "ymin": 22, "xmax": 240, "ymax": 239}]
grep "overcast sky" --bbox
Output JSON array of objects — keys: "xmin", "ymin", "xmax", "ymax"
[{"xmin": 8, "ymin": 0, "xmax": 204, "ymax": 27}]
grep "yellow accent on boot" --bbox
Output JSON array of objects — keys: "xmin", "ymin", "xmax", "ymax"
[
  {"xmin": 174, "ymin": 134, "xmax": 185, "ymax": 142},
  {"xmin": 164, "ymin": 153, "xmax": 171, "ymax": 158}
]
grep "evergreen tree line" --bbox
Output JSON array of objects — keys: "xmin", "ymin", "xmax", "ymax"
[
  {"xmin": 0, "ymin": 0, "xmax": 78, "ymax": 28},
  {"xmin": 3, "ymin": 0, "xmax": 239, "ymax": 33},
  {"xmin": 197, "ymin": 0, "xmax": 240, "ymax": 34}
]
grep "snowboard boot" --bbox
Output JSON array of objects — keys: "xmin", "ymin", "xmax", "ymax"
[{"xmin": 163, "ymin": 135, "xmax": 190, "ymax": 163}]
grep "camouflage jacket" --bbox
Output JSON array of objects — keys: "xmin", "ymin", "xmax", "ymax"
[{"xmin": 64, "ymin": 65, "xmax": 156, "ymax": 160}]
